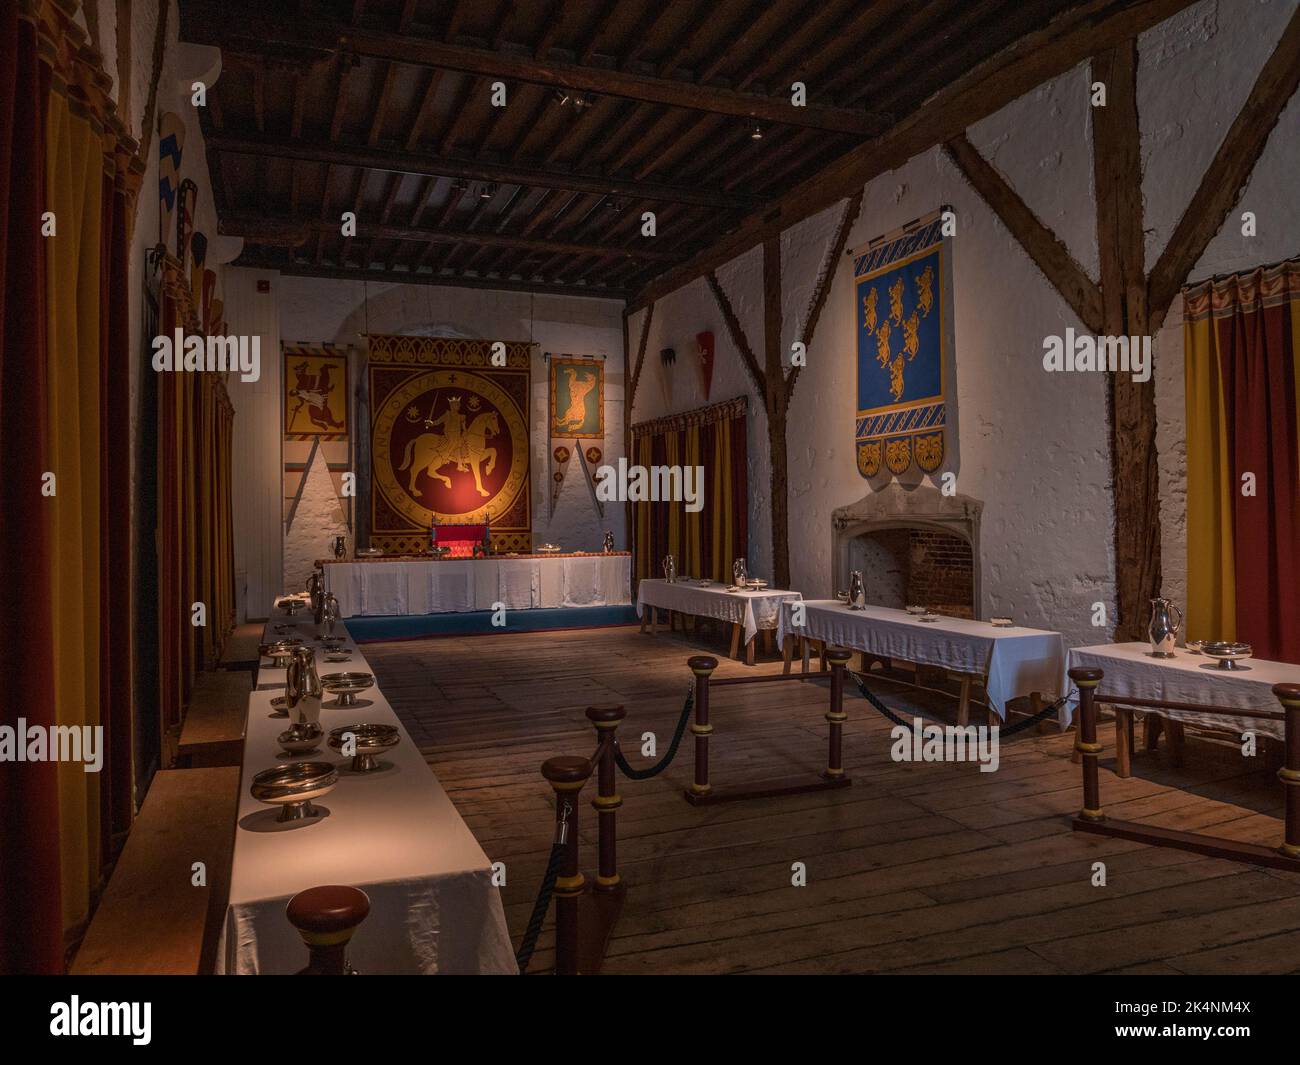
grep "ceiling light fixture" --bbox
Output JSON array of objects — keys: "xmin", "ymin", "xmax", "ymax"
[{"xmin": 750, "ymin": 122, "xmax": 764, "ymax": 140}]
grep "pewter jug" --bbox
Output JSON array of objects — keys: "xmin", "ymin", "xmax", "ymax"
[
  {"xmin": 307, "ymin": 569, "xmax": 324, "ymax": 620},
  {"xmin": 321, "ymin": 591, "xmax": 340, "ymax": 639},
  {"xmin": 1148, "ymin": 597, "xmax": 1182, "ymax": 657},
  {"xmin": 333, "ymin": 535, "xmax": 347, "ymax": 560},
  {"xmin": 732, "ymin": 557, "xmax": 748, "ymax": 587},
  {"xmin": 848, "ymin": 570, "xmax": 866, "ymax": 610},
  {"xmin": 662, "ymin": 555, "xmax": 677, "ymax": 583},
  {"xmin": 603, "ymin": 530, "xmax": 615, "ymax": 554},
  {"xmin": 286, "ymin": 647, "xmax": 323, "ymax": 727}
]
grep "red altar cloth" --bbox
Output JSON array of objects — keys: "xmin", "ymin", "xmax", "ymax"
[{"xmin": 431, "ymin": 523, "xmax": 487, "ymax": 557}]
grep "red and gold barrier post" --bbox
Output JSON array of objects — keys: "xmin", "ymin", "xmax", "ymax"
[
  {"xmin": 686, "ymin": 655, "xmax": 718, "ymax": 803},
  {"xmin": 586, "ymin": 704, "xmax": 626, "ymax": 892},
  {"xmin": 541, "ymin": 755, "xmax": 591, "ymax": 975},
  {"xmin": 824, "ymin": 647, "xmax": 853, "ymax": 781},
  {"xmin": 286, "ymin": 885, "xmax": 371, "ymax": 975},
  {"xmin": 1069, "ymin": 667, "xmax": 1105, "ymax": 822},
  {"xmin": 1274, "ymin": 684, "xmax": 1300, "ymax": 859}
]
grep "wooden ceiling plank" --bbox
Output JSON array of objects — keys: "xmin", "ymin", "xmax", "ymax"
[
  {"xmin": 205, "ymin": 129, "xmax": 758, "ymax": 209},
  {"xmin": 628, "ymin": 0, "xmax": 1204, "ymax": 311},
  {"xmin": 257, "ymin": 258, "xmax": 628, "ymax": 298},
  {"xmin": 180, "ymin": 4, "xmax": 886, "ymax": 135}
]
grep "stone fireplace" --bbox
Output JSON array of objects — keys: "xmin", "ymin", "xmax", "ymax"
[{"xmin": 831, "ymin": 483, "xmax": 983, "ymax": 618}]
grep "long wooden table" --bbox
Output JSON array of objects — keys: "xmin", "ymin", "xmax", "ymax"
[
  {"xmin": 636, "ymin": 578, "xmax": 802, "ymax": 664},
  {"xmin": 778, "ymin": 601, "xmax": 1068, "ymax": 726},
  {"xmin": 218, "ymin": 605, "xmax": 516, "ymax": 974}
]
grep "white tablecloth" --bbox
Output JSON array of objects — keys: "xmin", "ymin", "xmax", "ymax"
[
  {"xmin": 324, "ymin": 555, "xmax": 631, "ymax": 617},
  {"xmin": 218, "ymin": 614, "xmax": 516, "ymax": 974},
  {"xmin": 779, "ymin": 601, "xmax": 1067, "ymax": 718},
  {"xmin": 636, "ymin": 579, "xmax": 802, "ymax": 645},
  {"xmin": 1069, "ymin": 643, "xmax": 1300, "ymax": 741}
]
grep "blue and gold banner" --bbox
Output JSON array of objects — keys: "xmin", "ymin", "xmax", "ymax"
[{"xmin": 852, "ymin": 211, "xmax": 949, "ymax": 478}]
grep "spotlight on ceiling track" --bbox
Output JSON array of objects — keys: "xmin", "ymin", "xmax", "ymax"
[
  {"xmin": 480, "ymin": 182, "xmax": 498, "ymax": 201},
  {"xmin": 750, "ymin": 122, "xmax": 764, "ymax": 140}
]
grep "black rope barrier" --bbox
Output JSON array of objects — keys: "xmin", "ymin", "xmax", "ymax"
[
  {"xmin": 516, "ymin": 831, "xmax": 567, "ymax": 974},
  {"xmin": 849, "ymin": 670, "xmax": 1073, "ymax": 736},
  {"xmin": 613, "ymin": 685, "xmax": 695, "ymax": 780}
]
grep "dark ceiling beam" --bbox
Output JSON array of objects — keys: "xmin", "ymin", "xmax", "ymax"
[
  {"xmin": 204, "ymin": 129, "xmax": 756, "ymax": 209},
  {"xmin": 628, "ymin": 0, "xmax": 1205, "ymax": 311},
  {"xmin": 180, "ymin": 5, "xmax": 887, "ymax": 135},
  {"xmin": 241, "ymin": 254, "xmax": 629, "ymax": 300}
]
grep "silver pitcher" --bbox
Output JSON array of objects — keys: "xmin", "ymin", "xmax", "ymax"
[
  {"xmin": 603, "ymin": 530, "xmax": 615, "ymax": 554},
  {"xmin": 732, "ymin": 557, "xmax": 748, "ymax": 587},
  {"xmin": 662, "ymin": 555, "xmax": 677, "ymax": 583},
  {"xmin": 286, "ymin": 646, "xmax": 323, "ymax": 727},
  {"xmin": 1148, "ymin": 597, "xmax": 1182, "ymax": 657},
  {"xmin": 307, "ymin": 569, "xmax": 324, "ymax": 621},
  {"xmin": 332, "ymin": 535, "xmax": 347, "ymax": 560},
  {"xmin": 848, "ymin": 570, "xmax": 867, "ymax": 610},
  {"xmin": 321, "ymin": 591, "xmax": 340, "ymax": 639}
]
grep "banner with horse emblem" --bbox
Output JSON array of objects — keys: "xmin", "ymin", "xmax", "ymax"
[
  {"xmin": 548, "ymin": 354, "xmax": 604, "ymax": 439},
  {"xmin": 282, "ymin": 344, "xmax": 351, "ymax": 533},
  {"xmin": 369, "ymin": 335, "xmax": 532, "ymax": 554},
  {"xmin": 851, "ymin": 208, "xmax": 951, "ymax": 478}
]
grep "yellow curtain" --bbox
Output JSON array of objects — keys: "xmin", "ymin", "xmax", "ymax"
[
  {"xmin": 1183, "ymin": 303, "xmax": 1238, "ymax": 644},
  {"xmin": 684, "ymin": 425, "xmax": 702, "ymax": 575},
  {"xmin": 635, "ymin": 433, "xmax": 652, "ymax": 580},
  {"xmin": 45, "ymin": 89, "xmax": 104, "ymax": 933}
]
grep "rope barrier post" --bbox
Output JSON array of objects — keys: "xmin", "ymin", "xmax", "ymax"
[
  {"xmin": 1274, "ymin": 684, "xmax": 1300, "ymax": 859},
  {"xmin": 825, "ymin": 647, "xmax": 853, "ymax": 781},
  {"xmin": 541, "ymin": 755, "xmax": 591, "ymax": 975},
  {"xmin": 1069, "ymin": 666, "xmax": 1105, "ymax": 823},
  {"xmin": 586, "ymin": 704, "xmax": 626, "ymax": 893},
  {"xmin": 685, "ymin": 655, "xmax": 718, "ymax": 804},
  {"xmin": 286, "ymin": 885, "xmax": 370, "ymax": 975}
]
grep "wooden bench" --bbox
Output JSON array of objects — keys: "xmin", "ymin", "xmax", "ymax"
[
  {"xmin": 177, "ymin": 669, "xmax": 251, "ymax": 767},
  {"xmin": 71, "ymin": 767, "xmax": 239, "ymax": 975}
]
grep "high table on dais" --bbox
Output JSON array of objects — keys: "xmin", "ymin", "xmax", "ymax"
[
  {"xmin": 636, "ymin": 578, "xmax": 803, "ymax": 664},
  {"xmin": 779, "ymin": 601, "xmax": 1068, "ymax": 726}
]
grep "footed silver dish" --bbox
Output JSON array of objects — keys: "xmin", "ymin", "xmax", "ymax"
[
  {"xmin": 250, "ymin": 761, "xmax": 337, "ymax": 822},
  {"xmin": 320, "ymin": 671, "xmax": 375, "ymax": 707},
  {"xmin": 328, "ymin": 722, "xmax": 401, "ymax": 772},
  {"xmin": 1202, "ymin": 641, "xmax": 1252, "ymax": 670}
]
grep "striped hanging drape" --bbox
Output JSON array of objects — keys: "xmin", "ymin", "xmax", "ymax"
[
  {"xmin": 1184, "ymin": 258, "xmax": 1300, "ymax": 663},
  {"xmin": 630, "ymin": 396, "xmax": 748, "ymax": 584},
  {"xmin": 1, "ymin": 0, "xmax": 144, "ymax": 972}
]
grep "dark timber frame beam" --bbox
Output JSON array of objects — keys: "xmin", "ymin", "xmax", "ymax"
[
  {"xmin": 944, "ymin": 135, "xmax": 1105, "ymax": 335},
  {"xmin": 1091, "ymin": 39, "xmax": 1158, "ymax": 643},
  {"xmin": 1147, "ymin": 4, "xmax": 1300, "ymax": 329},
  {"xmin": 627, "ymin": 0, "xmax": 1204, "ymax": 311},
  {"xmin": 204, "ymin": 131, "xmax": 754, "ymax": 210},
  {"xmin": 181, "ymin": 5, "xmax": 888, "ymax": 135}
]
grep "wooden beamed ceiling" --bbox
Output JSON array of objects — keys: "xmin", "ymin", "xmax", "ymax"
[{"xmin": 180, "ymin": 0, "xmax": 1159, "ymax": 301}]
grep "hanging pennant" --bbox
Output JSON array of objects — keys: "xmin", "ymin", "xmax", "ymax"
[
  {"xmin": 576, "ymin": 445, "xmax": 604, "ymax": 518},
  {"xmin": 658, "ymin": 347, "xmax": 676, "ymax": 409},
  {"xmin": 190, "ymin": 232, "xmax": 208, "ymax": 309},
  {"xmin": 158, "ymin": 112, "xmax": 185, "ymax": 256},
  {"xmin": 176, "ymin": 178, "xmax": 198, "ymax": 277},
  {"xmin": 550, "ymin": 445, "xmax": 571, "ymax": 517},
  {"xmin": 695, "ymin": 331, "xmax": 714, "ymax": 400}
]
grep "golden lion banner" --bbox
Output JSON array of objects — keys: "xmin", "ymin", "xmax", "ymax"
[
  {"xmin": 851, "ymin": 208, "xmax": 950, "ymax": 478},
  {"xmin": 368, "ymin": 335, "xmax": 532, "ymax": 554}
]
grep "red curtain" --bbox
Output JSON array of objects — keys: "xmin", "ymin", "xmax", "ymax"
[
  {"xmin": 0, "ymin": 3, "xmax": 63, "ymax": 976},
  {"xmin": 1214, "ymin": 268, "xmax": 1300, "ymax": 662}
]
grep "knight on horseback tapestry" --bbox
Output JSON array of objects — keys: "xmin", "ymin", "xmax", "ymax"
[{"xmin": 368, "ymin": 334, "xmax": 533, "ymax": 554}]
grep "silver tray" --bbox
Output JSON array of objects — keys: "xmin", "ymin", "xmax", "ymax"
[
  {"xmin": 250, "ymin": 761, "xmax": 337, "ymax": 822},
  {"xmin": 328, "ymin": 722, "xmax": 401, "ymax": 772},
  {"xmin": 320, "ymin": 671, "xmax": 375, "ymax": 707}
]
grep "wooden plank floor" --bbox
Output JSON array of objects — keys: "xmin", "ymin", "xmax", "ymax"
[{"xmin": 363, "ymin": 623, "xmax": 1300, "ymax": 975}]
